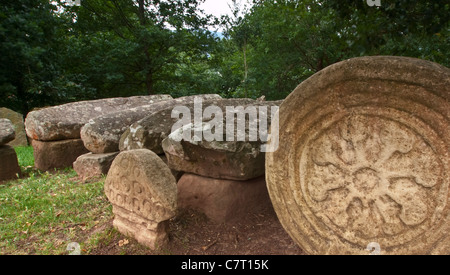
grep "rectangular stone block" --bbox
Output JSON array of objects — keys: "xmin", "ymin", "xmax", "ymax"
[
  {"xmin": 177, "ymin": 173, "xmax": 271, "ymax": 223},
  {"xmin": 0, "ymin": 145, "xmax": 21, "ymax": 182},
  {"xmin": 73, "ymin": 152, "xmax": 119, "ymax": 181},
  {"xmin": 31, "ymin": 139, "xmax": 89, "ymax": 171}
]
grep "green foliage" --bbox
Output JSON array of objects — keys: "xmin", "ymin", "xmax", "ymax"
[
  {"xmin": 68, "ymin": 0, "xmax": 218, "ymax": 97},
  {"xmin": 220, "ymin": 0, "xmax": 345, "ymax": 100},
  {"xmin": 0, "ymin": 0, "xmax": 58, "ymax": 114},
  {"xmin": 218, "ymin": 0, "xmax": 449, "ymax": 100},
  {"xmin": 0, "ymin": 0, "xmax": 448, "ymax": 112},
  {"xmin": 323, "ymin": 0, "xmax": 450, "ymax": 65},
  {"xmin": 1, "ymin": 0, "xmax": 221, "ymax": 112},
  {"xmin": 0, "ymin": 0, "xmax": 98, "ymax": 114}
]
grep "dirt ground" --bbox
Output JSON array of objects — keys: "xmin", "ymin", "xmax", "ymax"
[{"xmin": 90, "ymin": 203, "xmax": 304, "ymax": 255}]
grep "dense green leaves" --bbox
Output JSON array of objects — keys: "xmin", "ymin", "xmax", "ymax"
[
  {"xmin": 1, "ymin": 0, "xmax": 60, "ymax": 114},
  {"xmin": 223, "ymin": 0, "xmax": 449, "ymax": 100},
  {"xmin": 323, "ymin": 0, "xmax": 450, "ymax": 62},
  {"xmin": 1, "ymin": 0, "xmax": 448, "ymax": 113}
]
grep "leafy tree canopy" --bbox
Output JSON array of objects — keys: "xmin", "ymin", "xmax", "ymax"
[{"xmin": 1, "ymin": 0, "xmax": 448, "ymax": 113}]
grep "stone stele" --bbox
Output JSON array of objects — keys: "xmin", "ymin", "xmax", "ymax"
[
  {"xmin": 266, "ymin": 56, "xmax": 450, "ymax": 255},
  {"xmin": 104, "ymin": 149, "xmax": 177, "ymax": 250}
]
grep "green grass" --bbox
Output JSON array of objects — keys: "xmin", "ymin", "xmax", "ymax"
[
  {"xmin": 0, "ymin": 146, "xmax": 113, "ymax": 255},
  {"xmin": 14, "ymin": 146, "xmax": 35, "ymax": 168}
]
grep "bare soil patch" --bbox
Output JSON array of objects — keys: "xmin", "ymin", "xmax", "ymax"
[{"xmin": 90, "ymin": 204, "xmax": 304, "ymax": 255}]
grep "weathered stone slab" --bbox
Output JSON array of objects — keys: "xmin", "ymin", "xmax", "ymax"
[
  {"xmin": 119, "ymin": 94, "xmax": 223, "ymax": 154},
  {"xmin": 0, "ymin": 108, "xmax": 28, "ymax": 147},
  {"xmin": 0, "ymin": 119, "xmax": 15, "ymax": 146},
  {"xmin": 73, "ymin": 152, "xmax": 119, "ymax": 181},
  {"xmin": 0, "ymin": 145, "xmax": 21, "ymax": 182},
  {"xmin": 81, "ymin": 94, "xmax": 220, "ymax": 154},
  {"xmin": 266, "ymin": 56, "xmax": 450, "ymax": 255},
  {"xmin": 161, "ymin": 99, "xmax": 281, "ymax": 180},
  {"xmin": 31, "ymin": 139, "xmax": 89, "ymax": 171},
  {"xmin": 177, "ymin": 173, "xmax": 271, "ymax": 223},
  {"xmin": 104, "ymin": 149, "xmax": 177, "ymax": 250},
  {"xmin": 25, "ymin": 95, "xmax": 172, "ymax": 141}
]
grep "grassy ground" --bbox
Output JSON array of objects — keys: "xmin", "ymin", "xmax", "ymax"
[
  {"xmin": 0, "ymin": 146, "xmax": 114, "ymax": 255},
  {"xmin": 1, "ymin": 146, "xmax": 303, "ymax": 255}
]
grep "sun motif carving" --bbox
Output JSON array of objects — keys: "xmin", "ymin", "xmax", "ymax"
[{"xmin": 305, "ymin": 115, "xmax": 442, "ymax": 239}]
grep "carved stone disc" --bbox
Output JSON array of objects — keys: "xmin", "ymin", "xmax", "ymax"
[{"xmin": 266, "ymin": 56, "xmax": 450, "ymax": 255}]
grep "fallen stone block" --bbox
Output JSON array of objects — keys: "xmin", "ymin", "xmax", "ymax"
[
  {"xmin": 73, "ymin": 152, "xmax": 119, "ymax": 181},
  {"xmin": 32, "ymin": 139, "xmax": 89, "ymax": 171}
]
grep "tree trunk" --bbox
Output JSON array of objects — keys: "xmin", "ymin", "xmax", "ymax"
[
  {"xmin": 139, "ymin": 1, "xmax": 153, "ymax": 95},
  {"xmin": 138, "ymin": 0, "xmax": 146, "ymax": 25},
  {"xmin": 15, "ymin": 74, "xmax": 29, "ymax": 115},
  {"xmin": 243, "ymin": 40, "xmax": 248, "ymax": 98},
  {"xmin": 145, "ymin": 70, "xmax": 154, "ymax": 95}
]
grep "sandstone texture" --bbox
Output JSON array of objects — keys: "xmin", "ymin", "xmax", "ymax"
[
  {"xmin": 0, "ymin": 145, "xmax": 21, "ymax": 182},
  {"xmin": 265, "ymin": 56, "xmax": 450, "ymax": 255},
  {"xmin": 32, "ymin": 139, "xmax": 89, "ymax": 171},
  {"xmin": 25, "ymin": 95, "xmax": 172, "ymax": 141},
  {"xmin": 161, "ymin": 99, "xmax": 281, "ymax": 180},
  {"xmin": 177, "ymin": 173, "xmax": 271, "ymax": 223},
  {"xmin": 82, "ymin": 94, "xmax": 220, "ymax": 154},
  {"xmin": 0, "ymin": 108, "xmax": 28, "ymax": 147},
  {"xmin": 73, "ymin": 152, "xmax": 119, "ymax": 181},
  {"xmin": 159, "ymin": 154, "xmax": 184, "ymax": 182},
  {"xmin": 104, "ymin": 149, "xmax": 177, "ymax": 250},
  {"xmin": 119, "ymin": 94, "xmax": 223, "ymax": 154},
  {"xmin": 0, "ymin": 119, "xmax": 15, "ymax": 146}
]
